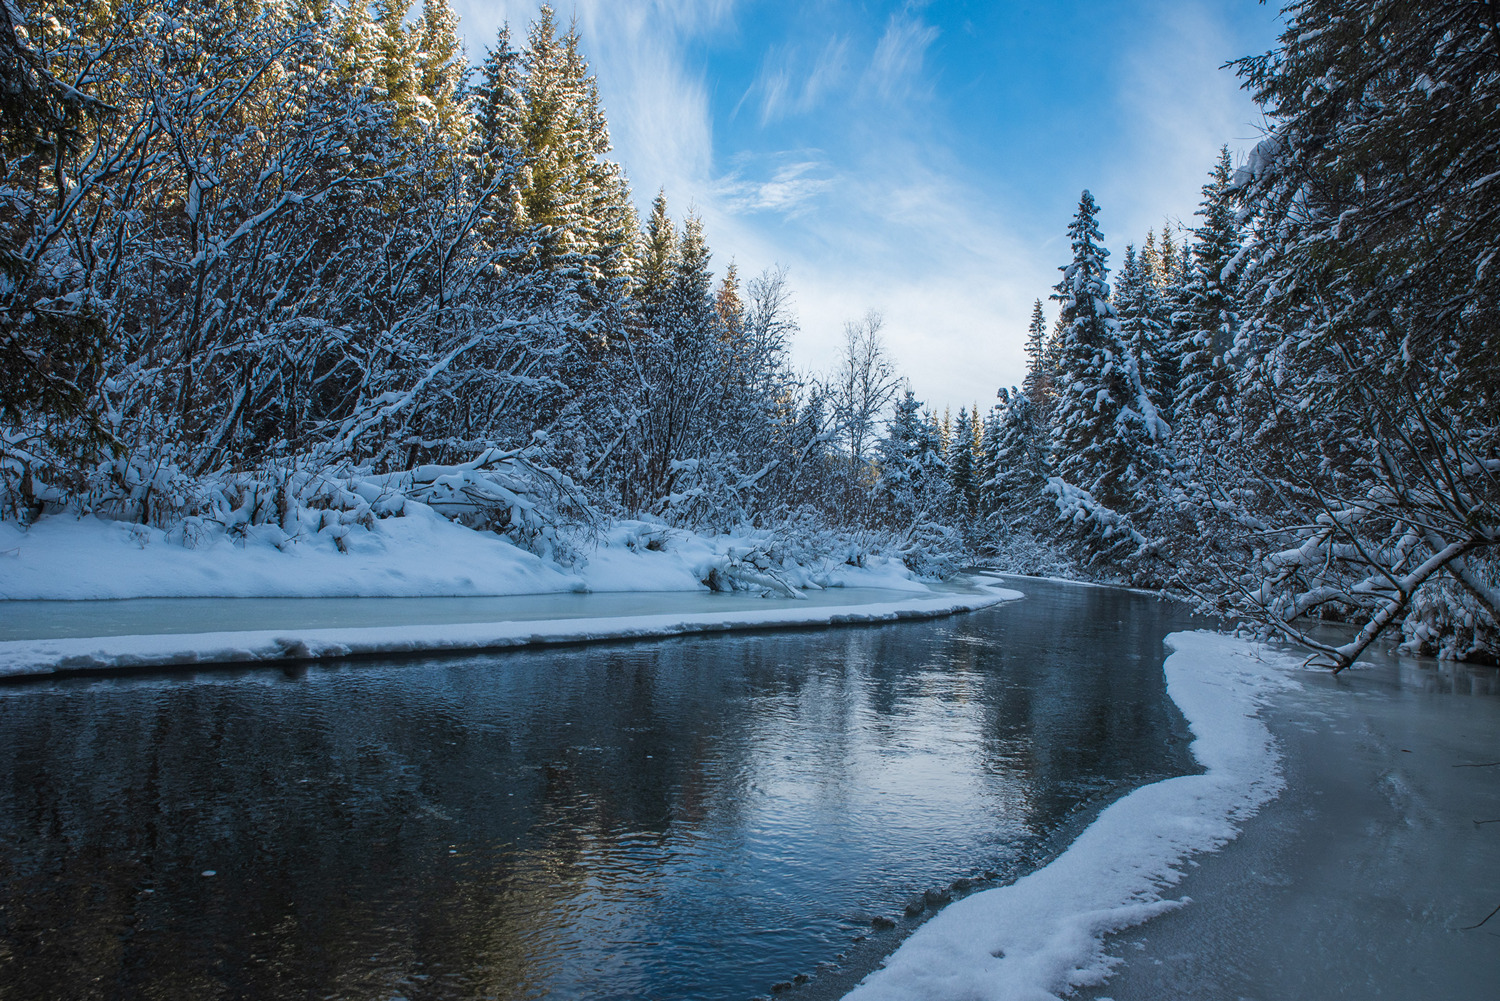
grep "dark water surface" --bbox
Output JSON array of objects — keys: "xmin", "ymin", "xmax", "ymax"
[{"xmin": 0, "ymin": 579, "xmax": 1198, "ymax": 1000}]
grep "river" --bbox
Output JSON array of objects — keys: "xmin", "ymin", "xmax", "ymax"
[{"xmin": 0, "ymin": 578, "xmax": 1200, "ymax": 1000}]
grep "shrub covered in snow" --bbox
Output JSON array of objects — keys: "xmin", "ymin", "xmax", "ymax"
[{"xmin": 1402, "ymin": 570, "xmax": 1500, "ymax": 665}]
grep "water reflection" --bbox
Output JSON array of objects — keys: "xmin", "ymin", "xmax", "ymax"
[{"xmin": 0, "ymin": 579, "xmax": 1198, "ymax": 1000}]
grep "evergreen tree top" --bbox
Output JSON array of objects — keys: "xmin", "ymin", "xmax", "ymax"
[
  {"xmin": 1021, "ymin": 298, "xmax": 1050, "ymax": 408},
  {"xmin": 1156, "ymin": 223, "xmax": 1179, "ymax": 288},
  {"xmin": 1067, "ymin": 191, "xmax": 1107, "ymax": 265},
  {"xmin": 714, "ymin": 262, "xmax": 743, "ymax": 330},
  {"xmin": 473, "ymin": 25, "xmax": 522, "ymax": 150},
  {"xmin": 1052, "ymin": 190, "xmax": 1114, "ymax": 323},
  {"xmin": 638, "ymin": 189, "xmax": 678, "ymax": 301},
  {"xmin": 1117, "ymin": 243, "xmax": 1140, "ymax": 300},
  {"xmin": 1190, "ymin": 146, "xmax": 1240, "ymax": 287}
]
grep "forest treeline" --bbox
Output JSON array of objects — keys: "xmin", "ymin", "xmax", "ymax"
[{"xmin": 2, "ymin": 0, "xmax": 1496, "ymax": 666}]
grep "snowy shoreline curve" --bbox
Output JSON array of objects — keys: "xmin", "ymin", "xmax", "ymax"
[
  {"xmin": 0, "ymin": 589, "xmax": 1022, "ymax": 679},
  {"xmin": 843, "ymin": 631, "xmax": 1300, "ymax": 1001}
]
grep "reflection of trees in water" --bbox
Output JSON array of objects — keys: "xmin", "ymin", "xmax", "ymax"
[
  {"xmin": 988, "ymin": 581, "xmax": 1200, "ymax": 832},
  {"xmin": 0, "ymin": 591, "xmax": 1197, "ymax": 1000},
  {"xmin": 0, "ymin": 649, "xmax": 762, "ymax": 999}
]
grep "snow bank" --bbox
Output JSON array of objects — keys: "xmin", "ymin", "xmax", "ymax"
[
  {"xmin": 844, "ymin": 631, "xmax": 1299, "ymax": 1001},
  {"xmin": 0, "ymin": 586, "xmax": 1022, "ymax": 679},
  {"xmin": 0, "ymin": 512, "xmax": 927, "ymax": 600},
  {"xmin": 0, "ymin": 505, "xmax": 581, "ymax": 600}
]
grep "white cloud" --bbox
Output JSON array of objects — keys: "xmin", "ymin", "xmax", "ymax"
[
  {"xmin": 743, "ymin": 35, "xmax": 853, "ymax": 125},
  {"xmin": 775, "ymin": 157, "xmax": 1051, "ymax": 411},
  {"xmin": 863, "ymin": 12, "xmax": 939, "ymax": 103},
  {"xmin": 716, "ymin": 155, "xmax": 834, "ymax": 216},
  {"xmin": 1101, "ymin": 0, "xmax": 1273, "ymax": 247}
]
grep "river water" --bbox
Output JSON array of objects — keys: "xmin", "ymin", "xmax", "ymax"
[{"xmin": 0, "ymin": 579, "xmax": 1199, "ymax": 1000}]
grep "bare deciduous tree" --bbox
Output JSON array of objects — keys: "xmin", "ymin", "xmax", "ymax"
[{"xmin": 829, "ymin": 309, "xmax": 899, "ymax": 521}]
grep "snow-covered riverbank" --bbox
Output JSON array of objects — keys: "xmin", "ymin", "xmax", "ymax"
[
  {"xmin": 0, "ymin": 509, "xmax": 1025, "ymax": 678},
  {"xmin": 0, "ymin": 507, "xmax": 926, "ymax": 600},
  {"xmin": 841, "ymin": 631, "xmax": 1299, "ymax": 1000},
  {"xmin": 0, "ymin": 584, "xmax": 1021, "ymax": 679}
]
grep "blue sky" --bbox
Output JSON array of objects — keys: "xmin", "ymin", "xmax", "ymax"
[{"xmin": 452, "ymin": 0, "xmax": 1283, "ymax": 415}]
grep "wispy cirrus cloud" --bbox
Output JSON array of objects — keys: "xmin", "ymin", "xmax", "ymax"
[
  {"xmin": 741, "ymin": 35, "xmax": 853, "ymax": 126},
  {"xmin": 716, "ymin": 154, "xmax": 835, "ymax": 216},
  {"xmin": 863, "ymin": 12, "xmax": 940, "ymax": 103}
]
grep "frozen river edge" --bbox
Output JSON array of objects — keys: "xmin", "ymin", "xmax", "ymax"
[
  {"xmin": 842, "ymin": 630, "xmax": 1500, "ymax": 1001},
  {"xmin": 842, "ymin": 630, "xmax": 1303, "ymax": 1001},
  {"xmin": 0, "ymin": 585, "xmax": 1023, "ymax": 679}
]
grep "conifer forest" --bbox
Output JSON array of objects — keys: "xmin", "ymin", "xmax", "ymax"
[{"xmin": 2, "ymin": 0, "xmax": 1497, "ymax": 669}]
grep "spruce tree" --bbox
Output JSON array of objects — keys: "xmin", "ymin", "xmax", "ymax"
[
  {"xmin": 787, "ymin": 384, "xmax": 833, "ymax": 511},
  {"xmin": 1047, "ymin": 191, "xmax": 1165, "ymax": 567},
  {"xmin": 336, "ymin": 0, "xmax": 380, "ymax": 91},
  {"xmin": 1172, "ymin": 146, "xmax": 1242, "ymax": 430},
  {"xmin": 1114, "ymin": 243, "xmax": 1170, "ymax": 423},
  {"xmin": 468, "ymin": 25, "xmax": 532, "ymax": 273},
  {"xmin": 877, "ymin": 389, "xmax": 950, "ymax": 529},
  {"xmin": 948, "ymin": 406, "xmax": 978, "ymax": 522},
  {"xmin": 636, "ymin": 189, "xmax": 677, "ymax": 310},
  {"xmin": 714, "ymin": 262, "xmax": 743, "ymax": 332},
  {"xmin": 1020, "ymin": 299, "xmax": 1053, "ymax": 411},
  {"xmin": 971, "ymin": 400, "xmax": 984, "ymax": 462},
  {"xmin": 976, "ymin": 404, "xmax": 1003, "ymax": 536},
  {"xmin": 984, "ymin": 388, "xmax": 1049, "ymax": 536},
  {"xmin": 1154, "ymin": 222, "xmax": 1180, "ymax": 289},
  {"xmin": 877, "ymin": 390, "xmax": 915, "ymax": 519},
  {"xmin": 473, "ymin": 26, "xmax": 523, "ymax": 162},
  {"xmin": 1141, "ymin": 229, "xmax": 1161, "ymax": 289},
  {"xmin": 416, "ymin": 0, "xmax": 466, "ymax": 137},
  {"xmin": 669, "ymin": 216, "xmax": 716, "ymax": 345},
  {"xmin": 712, "ymin": 262, "xmax": 753, "ymax": 421},
  {"xmin": 374, "ymin": 0, "xmax": 420, "ymax": 124}
]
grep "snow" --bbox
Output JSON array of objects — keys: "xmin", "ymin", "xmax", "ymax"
[
  {"xmin": 843, "ymin": 631, "xmax": 1301, "ymax": 1001},
  {"xmin": 0, "ymin": 508, "xmax": 929, "ymax": 600},
  {"xmin": 0, "ymin": 505, "xmax": 578, "ymax": 600},
  {"xmin": 0, "ymin": 504, "xmax": 997, "ymax": 677},
  {"xmin": 0, "ymin": 586, "xmax": 1022, "ymax": 678}
]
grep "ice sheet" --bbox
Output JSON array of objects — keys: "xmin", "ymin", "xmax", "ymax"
[
  {"xmin": 0, "ymin": 587, "xmax": 969, "ymax": 642},
  {"xmin": 1072, "ymin": 650, "xmax": 1500, "ymax": 1000}
]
